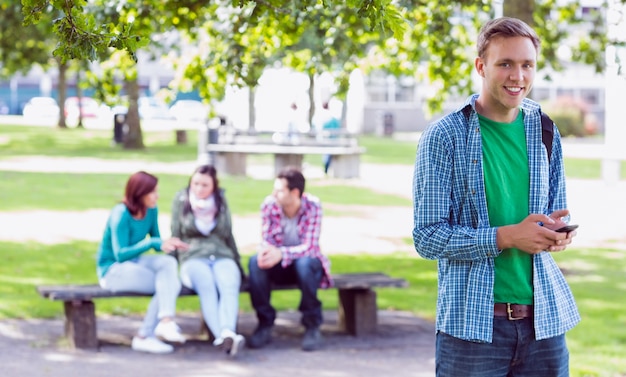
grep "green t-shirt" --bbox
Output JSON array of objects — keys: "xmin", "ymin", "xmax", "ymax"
[{"xmin": 480, "ymin": 111, "xmax": 533, "ymax": 305}]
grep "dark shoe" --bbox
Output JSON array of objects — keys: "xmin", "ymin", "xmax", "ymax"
[
  {"xmin": 247, "ymin": 326, "xmax": 273, "ymax": 349},
  {"xmin": 301, "ymin": 327, "xmax": 322, "ymax": 351}
]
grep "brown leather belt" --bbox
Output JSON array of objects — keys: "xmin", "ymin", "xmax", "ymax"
[{"xmin": 494, "ymin": 303, "xmax": 533, "ymax": 320}]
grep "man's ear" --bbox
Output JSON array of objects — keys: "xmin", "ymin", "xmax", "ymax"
[{"xmin": 475, "ymin": 57, "xmax": 485, "ymax": 77}]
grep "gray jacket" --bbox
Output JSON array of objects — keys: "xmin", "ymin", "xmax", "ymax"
[{"xmin": 170, "ymin": 188, "xmax": 244, "ymax": 276}]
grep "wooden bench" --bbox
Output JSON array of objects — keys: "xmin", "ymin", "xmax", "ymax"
[{"xmin": 37, "ymin": 272, "xmax": 407, "ymax": 350}]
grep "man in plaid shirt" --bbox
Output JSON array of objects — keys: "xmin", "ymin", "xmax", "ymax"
[
  {"xmin": 247, "ymin": 167, "xmax": 331, "ymax": 351},
  {"xmin": 413, "ymin": 17, "xmax": 579, "ymax": 376}
]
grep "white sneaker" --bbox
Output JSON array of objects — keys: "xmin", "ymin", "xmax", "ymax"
[
  {"xmin": 228, "ymin": 334, "xmax": 245, "ymax": 357},
  {"xmin": 154, "ymin": 321, "xmax": 186, "ymax": 344},
  {"xmin": 212, "ymin": 337, "xmax": 224, "ymax": 347},
  {"xmin": 219, "ymin": 329, "xmax": 245, "ymax": 357},
  {"xmin": 131, "ymin": 336, "xmax": 174, "ymax": 354}
]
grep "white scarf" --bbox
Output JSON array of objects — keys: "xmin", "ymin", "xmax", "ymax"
[{"xmin": 189, "ymin": 192, "xmax": 217, "ymax": 235}]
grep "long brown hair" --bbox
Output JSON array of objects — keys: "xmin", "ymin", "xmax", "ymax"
[{"xmin": 123, "ymin": 171, "xmax": 158, "ymax": 217}]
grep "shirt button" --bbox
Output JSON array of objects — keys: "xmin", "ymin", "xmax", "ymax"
[
  {"xmin": 209, "ymin": 255, "xmax": 216, "ymax": 261},
  {"xmin": 472, "ymin": 189, "xmax": 476, "ymax": 195},
  {"xmin": 472, "ymin": 159, "xmax": 477, "ymax": 164}
]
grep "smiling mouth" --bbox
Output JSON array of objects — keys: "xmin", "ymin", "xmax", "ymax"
[{"xmin": 505, "ymin": 86, "xmax": 523, "ymax": 93}]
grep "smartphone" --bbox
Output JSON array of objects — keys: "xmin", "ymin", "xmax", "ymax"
[{"xmin": 555, "ymin": 224, "xmax": 579, "ymax": 233}]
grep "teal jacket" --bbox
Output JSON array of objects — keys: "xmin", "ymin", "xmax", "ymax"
[
  {"xmin": 170, "ymin": 189, "xmax": 243, "ymax": 275},
  {"xmin": 96, "ymin": 204, "xmax": 163, "ymax": 279}
]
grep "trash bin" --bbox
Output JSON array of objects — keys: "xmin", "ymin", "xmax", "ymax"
[
  {"xmin": 113, "ymin": 113, "xmax": 127, "ymax": 144},
  {"xmin": 383, "ymin": 112, "xmax": 394, "ymax": 136},
  {"xmin": 209, "ymin": 126, "xmax": 219, "ymax": 145}
]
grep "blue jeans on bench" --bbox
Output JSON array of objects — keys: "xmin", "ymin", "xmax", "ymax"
[
  {"xmin": 248, "ymin": 256, "xmax": 323, "ymax": 329},
  {"xmin": 180, "ymin": 257, "xmax": 241, "ymax": 339},
  {"xmin": 99, "ymin": 254, "xmax": 181, "ymax": 338}
]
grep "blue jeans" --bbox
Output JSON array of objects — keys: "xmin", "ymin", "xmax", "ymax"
[
  {"xmin": 436, "ymin": 317, "xmax": 569, "ymax": 377},
  {"xmin": 180, "ymin": 258, "xmax": 241, "ymax": 338},
  {"xmin": 323, "ymin": 154, "xmax": 332, "ymax": 174},
  {"xmin": 99, "ymin": 254, "xmax": 181, "ymax": 337},
  {"xmin": 248, "ymin": 256, "xmax": 323, "ymax": 329}
]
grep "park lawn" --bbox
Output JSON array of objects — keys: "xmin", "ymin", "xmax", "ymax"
[
  {"xmin": 0, "ymin": 171, "xmax": 410, "ymax": 214},
  {"xmin": 552, "ymin": 248, "xmax": 626, "ymax": 377},
  {"xmin": 0, "ymin": 240, "xmax": 435, "ymax": 320},
  {"xmin": 0, "ymin": 240, "xmax": 624, "ymax": 377},
  {"xmin": 0, "ymin": 125, "xmax": 200, "ymax": 162}
]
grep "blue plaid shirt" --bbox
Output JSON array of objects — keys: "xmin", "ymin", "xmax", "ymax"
[{"xmin": 412, "ymin": 95, "xmax": 580, "ymax": 342}]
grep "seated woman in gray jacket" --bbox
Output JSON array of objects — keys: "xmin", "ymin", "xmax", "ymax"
[{"xmin": 171, "ymin": 165, "xmax": 245, "ymax": 357}]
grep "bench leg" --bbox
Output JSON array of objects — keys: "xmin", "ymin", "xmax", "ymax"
[
  {"xmin": 215, "ymin": 152, "xmax": 247, "ymax": 176},
  {"xmin": 275, "ymin": 154, "xmax": 303, "ymax": 175},
  {"xmin": 337, "ymin": 288, "xmax": 377, "ymax": 336},
  {"xmin": 64, "ymin": 300, "xmax": 98, "ymax": 350},
  {"xmin": 331, "ymin": 154, "xmax": 360, "ymax": 179}
]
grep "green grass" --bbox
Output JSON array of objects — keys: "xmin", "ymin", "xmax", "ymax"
[
  {"xmin": 358, "ymin": 135, "xmax": 418, "ymax": 165},
  {"xmin": 552, "ymin": 249, "xmax": 626, "ymax": 376},
  {"xmin": 2, "ymin": 240, "xmax": 625, "ymax": 376},
  {"xmin": 0, "ymin": 240, "xmax": 435, "ymax": 319},
  {"xmin": 0, "ymin": 171, "xmax": 410, "ymax": 214},
  {"xmin": 0, "ymin": 125, "xmax": 199, "ymax": 162}
]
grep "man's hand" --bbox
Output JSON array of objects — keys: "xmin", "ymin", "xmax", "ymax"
[
  {"xmin": 496, "ymin": 210, "xmax": 577, "ymax": 254},
  {"xmin": 257, "ymin": 243, "xmax": 282, "ymax": 269}
]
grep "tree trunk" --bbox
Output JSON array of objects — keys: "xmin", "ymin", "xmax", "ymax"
[
  {"xmin": 504, "ymin": 0, "xmax": 536, "ymax": 101},
  {"xmin": 122, "ymin": 79, "xmax": 144, "ymax": 149},
  {"xmin": 503, "ymin": 0, "xmax": 534, "ymax": 26},
  {"xmin": 248, "ymin": 86, "xmax": 256, "ymax": 133},
  {"xmin": 308, "ymin": 73, "xmax": 315, "ymax": 129},
  {"xmin": 57, "ymin": 60, "xmax": 68, "ymax": 129},
  {"xmin": 340, "ymin": 98, "xmax": 348, "ymax": 129},
  {"xmin": 76, "ymin": 70, "xmax": 84, "ymax": 128}
]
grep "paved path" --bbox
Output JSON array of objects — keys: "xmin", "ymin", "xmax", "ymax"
[{"xmin": 0, "ymin": 310, "xmax": 436, "ymax": 377}]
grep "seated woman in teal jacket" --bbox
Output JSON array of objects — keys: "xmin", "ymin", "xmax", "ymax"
[
  {"xmin": 96, "ymin": 171, "xmax": 189, "ymax": 354},
  {"xmin": 171, "ymin": 165, "xmax": 245, "ymax": 357}
]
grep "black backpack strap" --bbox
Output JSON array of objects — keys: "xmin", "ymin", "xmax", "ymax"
[
  {"xmin": 463, "ymin": 105, "xmax": 554, "ymax": 162},
  {"xmin": 540, "ymin": 112, "xmax": 554, "ymax": 163}
]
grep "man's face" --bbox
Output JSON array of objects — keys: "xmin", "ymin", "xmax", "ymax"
[
  {"xmin": 475, "ymin": 36, "xmax": 537, "ymax": 115},
  {"xmin": 272, "ymin": 178, "xmax": 296, "ymax": 208}
]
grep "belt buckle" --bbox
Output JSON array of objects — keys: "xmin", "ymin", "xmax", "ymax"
[{"xmin": 507, "ymin": 303, "xmax": 523, "ymax": 321}]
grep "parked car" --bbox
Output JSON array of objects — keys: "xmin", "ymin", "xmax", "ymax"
[
  {"xmin": 64, "ymin": 96, "xmax": 100, "ymax": 120},
  {"xmin": 22, "ymin": 97, "xmax": 60, "ymax": 119},
  {"xmin": 0, "ymin": 99, "xmax": 9, "ymax": 115},
  {"xmin": 138, "ymin": 96, "xmax": 174, "ymax": 120},
  {"xmin": 169, "ymin": 99, "xmax": 209, "ymax": 122}
]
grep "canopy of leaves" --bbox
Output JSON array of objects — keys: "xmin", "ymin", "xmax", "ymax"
[{"xmin": 17, "ymin": 0, "xmax": 626, "ymax": 117}]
